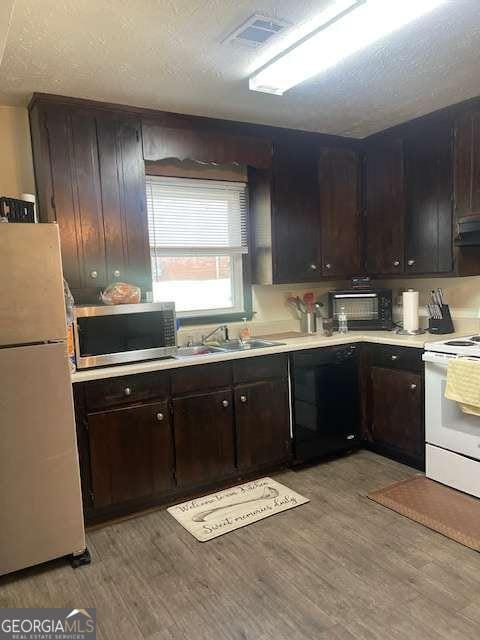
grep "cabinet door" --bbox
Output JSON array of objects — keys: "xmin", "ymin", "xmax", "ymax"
[
  {"xmin": 364, "ymin": 140, "xmax": 406, "ymax": 274},
  {"xmin": 97, "ymin": 114, "xmax": 152, "ymax": 291},
  {"xmin": 45, "ymin": 107, "xmax": 107, "ymax": 289},
  {"xmin": 319, "ymin": 148, "xmax": 362, "ymax": 277},
  {"xmin": 405, "ymin": 121, "xmax": 453, "ymax": 273},
  {"xmin": 271, "ymin": 140, "xmax": 322, "ymax": 283},
  {"xmin": 235, "ymin": 379, "xmax": 290, "ymax": 471},
  {"xmin": 370, "ymin": 367, "xmax": 423, "ymax": 461},
  {"xmin": 87, "ymin": 400, "xmax": 174, "ymax": 508},
  {"xmin": 173, "ymin": 390, "xmax": 235, "ymax": 488},
  {"xmin": 454, "ymin": 110, "xmax": 480, "ymax": 221}
]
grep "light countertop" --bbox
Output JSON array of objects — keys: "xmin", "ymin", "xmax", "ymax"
[{"xmin": 71, "ymin": 329, "xmax": 464, "ymax": 383}]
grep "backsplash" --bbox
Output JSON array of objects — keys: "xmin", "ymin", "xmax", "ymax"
[
  {"xmin": 378, "ymin": 276, "xmax": 480, "ymax": 333},
  {"xmin": 178, "ymin": 276, "xmax": 480, "ymax": 344}
]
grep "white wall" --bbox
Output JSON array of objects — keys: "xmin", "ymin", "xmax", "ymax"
[{"xmin": 0, "ymin": 105, "xmax": 35, "ymax": 198}]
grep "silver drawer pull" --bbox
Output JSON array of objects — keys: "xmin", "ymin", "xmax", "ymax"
[
  {"xmin": 391, "ymin": 355, "xmax": 398, "ymax": 361},
  {"xmin": 407, "ymin": 259, "xmax": 415, "ymax": 266},
  {"xmin": 325, "ymin": 263, "xmax": 331, "ymax": 270},
  {"xmin": 410, "ymin": 384, "xmax": 417, "ymax": 391},
  {"xmin": 156, "ymin": 412, "xmax": 164, "ymax": 421},
  {"xmin": 309, "ymin": 263, "xmax": 317, "ymax": 271},
  {"xmin": 124, "ymin": 387, "xmax": 132, "ymax": 396},
  {"xmin": 221, "ymin": 399, "xmax": 229, "ymax": 408},
  {"xmin": 393, "ymin": 260, "xmax": 400, "ymax": 267},
  {"xmin": 90, "ymin": 270, "xmax": 98, "ymax": 279},
  {"xmin": 113, "ymin": 269, "xmax": 121, "ymax": 278},
  {"xmin": 240, "ymin": 395, "xmax": 247, "ymax": 404}
]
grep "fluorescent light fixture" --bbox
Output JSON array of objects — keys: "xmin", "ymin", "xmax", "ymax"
[
  {"xmin": 0, "ymin": 0, "xmax": 16, "ymax": 67},
  {"xmin": 249, "ymin": 0, "xmax": 446, "ymax": 95}
]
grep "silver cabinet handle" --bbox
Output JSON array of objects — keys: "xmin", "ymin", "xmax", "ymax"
[
  {"xmin": 124, "ymin": 387, "xmax": 132, "ymax": 396},
  {"xmin": 90, "ymin": 270, "xmax": 98, "ymax": 279},
  {"xmin": 391, "ymin": 355, "xmax": 398, "ymax": 361},
  {"xmin": 113, "ymin": 269, "xmax": 121, "ymax": 278},
  {"xmin": 309, "ymin": 263, "xmax": 317, "ymax": 271},
  {"xmin": 410, "ymin": 384, "xmax": 417, "ymax": 391},
  {"xmin": 407, "ymin": 259, "xmax": 415, "ymax": 266},
  {"xmin": 221, "ymin": 399, "xmax": 229, "ymax": 408},
  {"xmin": 393, "ymin": 260, "xmax": 400, "ymax": 267},
  {"xmin": 325, "ymin": 263, "xmax": 331, "ymax": 270},
  {"xmin": 156, "ymin": 412, "xmax": 164, "ymax": 421},
  {"xmin": 240, "ymin": 395, "xmax": 247, "ymax": 403}
]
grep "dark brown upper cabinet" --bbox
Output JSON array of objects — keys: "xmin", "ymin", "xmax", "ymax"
[
  {"xmin": 319, "ymin": 148, "xmax": 362, "ymax": 278},
  {"xmin": 364, "ymin": 140, "xmax": 406, "ymax": 275},
  {"xmin": 454, "ymin": 109, "xmax": 480, "ymax": 221},
  {"xmin": 404, "ymin": 119, "xmax": 453, "ymax": 274},
  {"xmin": 250, "ymin": 138, "xmax": 322, "ymax": 285},
  {"xmin": 272, "ymin": 139, "xmax": 322, "ymax": 283},
  {"xmin": 142, "ymin": 121, "xmax": 272, "ymax": 169},
  {"xmin": 96, "ymin": 113, "xmax": 151, "ymax": 293},
  {"xmin": 29, "ymin": 97, "xmax": 151, "ymax": 301}
]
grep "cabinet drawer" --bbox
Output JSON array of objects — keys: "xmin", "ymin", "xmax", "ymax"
[
  {"xmin": 233, "ymin": 354, "xmax": 288, "ymax": 384},
  {"xmin": 170, "ymin": 362, "xmax": 232, "ymax": 396},
  {"xmin": 84, "ymin": 371, "xmax": 169, "ymax": 410},
  {"xmin": 369, "ymin": 344, "xmax": 423, "ymax": 374}
]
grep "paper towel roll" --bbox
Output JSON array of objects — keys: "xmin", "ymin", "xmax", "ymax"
[{"xmin": 403, "ymin": 289, "xmax": 419, "ymax": 333}]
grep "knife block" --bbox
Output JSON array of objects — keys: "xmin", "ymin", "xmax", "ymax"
[{"xmin": 428, "ymin": 305, "xmax": 455, "ymax": 335}]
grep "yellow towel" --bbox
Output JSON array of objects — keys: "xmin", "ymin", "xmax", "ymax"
[{"xmin": 445, "ymin": 358, "xmax": 480, "ymax": 417}]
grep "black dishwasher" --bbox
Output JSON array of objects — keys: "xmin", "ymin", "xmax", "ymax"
[{"xmin": 291, "ymin": 345, "xmax": 360, "ymax": 464}]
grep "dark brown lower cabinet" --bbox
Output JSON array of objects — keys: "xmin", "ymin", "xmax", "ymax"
[
  {"xmin": 173, "ymin": 389, "xmax": 236, "ymax": 488},
  {"xmin": 235, "ymin": 379, "xmax": 290, "ymax": 471},
  {"xmin": 87, "ymin": 400, "xmax": 174, "ymax": 509},
  {"xmin": 370, "ymin": 367, "xmax": 423, "ymax": 461}
]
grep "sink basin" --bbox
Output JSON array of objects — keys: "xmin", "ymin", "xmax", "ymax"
[
  {"xmin": 216, "ymin": 339, "xmax": 285, "ymax": 351},
  {"xmin": 176, "ymin": 345, "xmax": 224, "ymax": 358},
  {"xmin": 176, "ymin": 339, "xmax": 284, "ymax": 358}
]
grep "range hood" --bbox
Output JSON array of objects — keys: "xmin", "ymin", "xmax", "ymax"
[{"xmin": 455, "ymin": 215, "xmax": 480, "ymax": 246}]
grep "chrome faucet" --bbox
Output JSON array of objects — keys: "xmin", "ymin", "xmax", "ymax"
[{"xmin": 202, "ymin": 324, "xmax": 229, "ymax": 344}]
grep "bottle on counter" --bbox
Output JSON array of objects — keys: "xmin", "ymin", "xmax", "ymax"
[
  {"xmin": 338, "ymin": 306, "xmax": 348, "ymax": 334},
  {"xmin": 239, "ymin": 318, "xmax": 251, "ymax": 342}
]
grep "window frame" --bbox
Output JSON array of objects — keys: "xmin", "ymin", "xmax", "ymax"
[{"xmin": 145, "ymin": 174, "xmax": 253, "ymax": 325}]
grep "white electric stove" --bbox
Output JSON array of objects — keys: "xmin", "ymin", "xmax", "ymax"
[{"xmin": 423, "ymin": 336, "xmax": 480, "ymax": 498}]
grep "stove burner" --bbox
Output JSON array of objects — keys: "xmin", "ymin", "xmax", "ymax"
[
  {"xmin": 444, "ymin": 340, "xmax": 476, "ymax": 347},
  {"xmin": 469, "ymin": 336, "xmax": 480, "ymax": 342}
]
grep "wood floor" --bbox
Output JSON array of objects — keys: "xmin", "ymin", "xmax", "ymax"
[{"xmin": 1, "ymin": 451, "xmax": 480, "ymax": 640}]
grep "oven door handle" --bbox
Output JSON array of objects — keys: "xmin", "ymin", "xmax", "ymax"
[
  {"xmin": 422, "ymin": 352, "xmax": 480, "ymax": 365},
  {"xmin": 422, "ymin": 352, "xmax": 456, "ymax": 364}
]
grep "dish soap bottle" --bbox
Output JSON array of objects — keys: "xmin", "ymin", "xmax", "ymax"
[
  {"xmin": 239, "ymin": 317, "xmax": 251, "ymax": 342},
  {"xmin": 338, "ymin": 306, "xmax": 348, "ymax": 334}
]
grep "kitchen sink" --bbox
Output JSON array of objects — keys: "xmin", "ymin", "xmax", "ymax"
[
  {"xmin": 176, "ymin": 339, "xmax": 284, "ymax": 358},
  {"xmin": 216, "ymin": 339, "xmax": 285, "ymax": 351},
  {"xmin": 176, "ymin": 345, "xmax": 224, "ymax": 358}
]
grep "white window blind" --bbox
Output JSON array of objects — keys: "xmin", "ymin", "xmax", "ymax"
[{"xmin": 145, "ymin": 176, "xmax": 249, "ymax": 256}]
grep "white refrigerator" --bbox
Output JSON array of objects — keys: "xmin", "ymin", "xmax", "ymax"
[{"xmin": 0, "ymin": 223, "xmax": 86, "ymax": 576}]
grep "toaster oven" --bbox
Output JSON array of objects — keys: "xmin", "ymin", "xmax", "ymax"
[{"xmin": 328, "ymin": 289, "xmax": 393, "ymax": 331}]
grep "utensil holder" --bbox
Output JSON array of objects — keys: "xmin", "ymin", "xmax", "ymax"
[
  {"xmin": 428, "ymin": 305, "xmax": 455, "ymax": 335},
  {"xmin": 300, "ymin": 311, "xmax": 316, "ymax": 334}
]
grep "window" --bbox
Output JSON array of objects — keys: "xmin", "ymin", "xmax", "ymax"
[{"xmin": 145, "ymin": 176, "xmax": 249, "ymax": 319}]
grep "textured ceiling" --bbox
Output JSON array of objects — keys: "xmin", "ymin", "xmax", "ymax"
[{"xmin": 0, "ymin": 0, "xmax": 480, "ymax": 137}]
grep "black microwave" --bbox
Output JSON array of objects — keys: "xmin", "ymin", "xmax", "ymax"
[{"xmin": 328, "ymin": 289, "xmax": 393, "ymax": 331}]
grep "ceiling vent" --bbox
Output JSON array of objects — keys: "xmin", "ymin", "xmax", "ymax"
[{"xmin": 225, "ymin": 14, "xmax": 290, "ymax": 48}]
